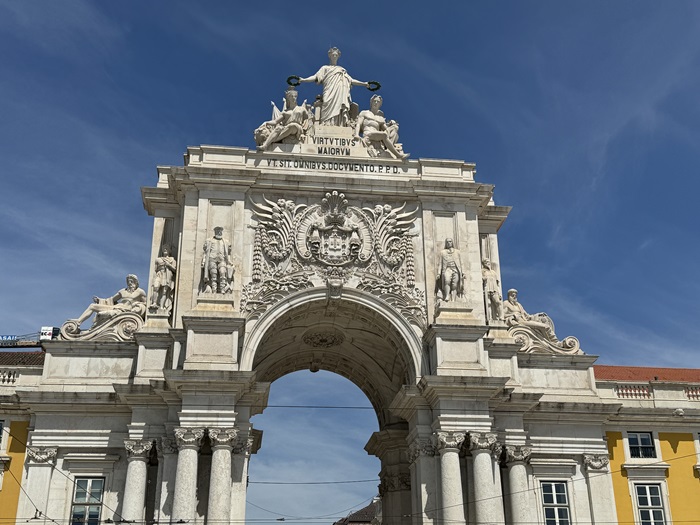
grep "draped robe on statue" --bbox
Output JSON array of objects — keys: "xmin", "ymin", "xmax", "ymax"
[{"xmin": 314, "ymin": 64, "xmax": 355, "ymax": 125}]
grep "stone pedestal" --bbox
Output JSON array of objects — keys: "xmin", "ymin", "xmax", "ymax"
[
  {"xmin": 171, "ymin": 428, "xmax": 204, "ymax": 523},
  {"xmin": 434, "ymin": 432, "xmax": 466, "ymax": 525},
  {"xmin": 468, "ymin": 433, "xmax": 504, "ymax": 525},
  {"xmin": 122, "ymin": 439, "xmax": 153, "ymax": 522}
]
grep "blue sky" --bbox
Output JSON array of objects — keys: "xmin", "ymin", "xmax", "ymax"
[{"xmin": 1, "ymin": 0, "xmax": 699, "ymax": 522}]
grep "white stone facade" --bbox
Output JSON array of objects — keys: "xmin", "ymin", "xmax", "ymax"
[{"xmin": 3, "ymin": 53, "xmax": 700, "ymax": 525}]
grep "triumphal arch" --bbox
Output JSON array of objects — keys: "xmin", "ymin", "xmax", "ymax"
[{"xmin": 18, "ymin": 50, "xmax": 619, "ymax": 525}]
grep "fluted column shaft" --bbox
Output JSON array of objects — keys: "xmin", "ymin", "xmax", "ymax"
[
  {"xmin": 435, "ymin": 432, "xmax": 466, "ymax": 525},
  {"xmin": 468, "ymin": 433, "xmax": 504, "ymax": 525},
  {"xmin": 122, "ymin": 440, "xmax": 154, "ymax": 522},
  {"xmin": 504, "ymin": 446, "xmax": 532, "ymax": 525},
  {"xmin": 171, "ymin": 427, "xmax": 204, "ymax": 524},
  {"xmin": 207, "ymin": 428, "xmax": 238, "ymax": 524}
]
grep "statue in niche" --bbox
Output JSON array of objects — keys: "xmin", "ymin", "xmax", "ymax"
[
  {"xmin": 438, "ymin": 238, "xmax": 463, "ymax": 302},
  {"xmin": 69, "ymin": 274, "xmax": 147, "ymax": 329},
  {"xmin": 255, "ymin": 87, "xmax": 310, "ymax": 150},
  {"xmin": 202, "ymin": 226, "xmax": 234, "ymax": 294},
  {"xmin": 355, "ymin": 94, "xmax": 409, "ymax": 160},
  {"xmin": 481, "ymin": 259, "xmax": 502, "ymax": 321},
  {"xmin": 150, "ymin": 244, "xmax": 177, "ymax": 313},
  {"xmin": 295, "ymin": 47, "xmax": 371, "ymax": 127},
  {"xmin": 502, "ymin": 288, "xmax": 581, "ymax": 354}
]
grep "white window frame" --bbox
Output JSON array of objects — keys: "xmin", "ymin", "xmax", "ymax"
[
  {"xmin": 540, "ymin": 480, "xmax": 572, "ymax": 525},
  {"xmin": 631, "ymin": 483, "xmax": 669, "ymax": 525},
  {"xmin": 627, "ymin": 431, "xmax": 657, "ymax": 459},
  {"xmin": 623, "ymin": 431, "xmax": 662, "ymax": 463},
  {"xmin": 62, "ymin": 453, "xmax": 119, "ymax": 523},
  {"xmin": 70, "ymin": 477, "xmax": 106, "ymax": 525}
]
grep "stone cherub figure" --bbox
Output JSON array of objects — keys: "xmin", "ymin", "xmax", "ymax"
[
  {"xmin": 438, "ymin": 238, "xmax": 463, "ymax": 302},
  {"xmin": 255, "ymin": 87, "xmax": 310, "ymax": 150},
  {"xmin": 481, "ymin": 259, "xmax": 502, "ymax": 321},
  {"xmin": 295, "ymin": 47, "xmax": 370, "ymax": 127},
  {"xmin": 354, "ymin": 94, "xmax": 409, "ymax": 160},
  {"xmin": 150, "ymin": 244, "xmax": 177, "ymax": 313},
  {"xmin": 202, "ymin": 226, "xmax": 234, "ymax": 294},
  {"xmin": 71, "ymin": 274, "xmax": 147, "ymax": 329}
]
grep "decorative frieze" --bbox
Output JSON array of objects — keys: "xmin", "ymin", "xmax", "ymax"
[
  {"xmin": 173, "ymin": 427, "xmax": 205, "ymax": 450},
  {"xmin": 504, "ymin": 445, "xmax": 532, "ymax": 465},
  {"xmin": 378, "ymin": 472, "xmax": 411, "ymax": 496},
  {"xmin": 209, "ymin": 428, "xmax": 239, "ymax": 449},
  {"xmin": 407, "ymin": 438, "xmax": 435, "ymax": 464},
  {"xmin": 434, "ymin": 431, "xmax": 465, "ymax": 452},
  {"xmin": 125, "ymin": 439, "xmax": 154, "ymax": 458},
  {"xmin": 26, "ymin": 446, "xmax": 58, "ymax": 464},
  {"xmin": 468, "ymin": 432, "xmax": 501, "ymax": 459},
  {"xmin": 583, "ymin": 454, "xmax": 610, "ymax": 471}
]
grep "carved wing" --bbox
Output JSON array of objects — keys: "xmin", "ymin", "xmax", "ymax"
[
  {"xmin": 372, "ymin": 203, "xmax": 418, "ymax": 266},
  {"xmin": 251, "ymin": 196, "xmax": 305, "ymax": 262}
]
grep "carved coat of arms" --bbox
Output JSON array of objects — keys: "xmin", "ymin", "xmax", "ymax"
[{"xmin": 243, "ymin": 191, "xmax": 425, "ymax": 328}]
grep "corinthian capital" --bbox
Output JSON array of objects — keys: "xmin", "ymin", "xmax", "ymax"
[
  {"xmin": 504, "ymin": 445, "xmax": 532, "ymax": 465},
  {"xmin": 158, "ymin": 436, "xmax": 178, "ymax": 455},
  {"xmin": 583, "ymin": 454, "xmax": 610, "ymax": 471},
  {"xmin": 26, "ymin": 446, "xmax": 58, "ymax": 464},
  {"xmin": 408, "ymin": 438, "xmax": 435, "ymax": 464},
  {"xmin": 173, "ymin": 427, "xmax": 205, "ymax": 450},
  {"xmin": 209, "ymin": 428, "xmax": 238, "ymax": 448},
  {"xmin": 434, "ymin": 431, "xmax": 465, "ymax": 452},
  {"xmin": 125, "ymin": 439, "xmax": 154, "ymax": 458},
  {"xmin": 234, "ymin": 435, "xmax": 255, "ymax": 455},
  {"xmin": 468, "ymin": 432, "xmax": 500, "ymax": 457}
]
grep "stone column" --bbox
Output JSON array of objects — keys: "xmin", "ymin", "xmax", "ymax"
[
  {"xmin": 171, "ymin": 427, "xmax": 204, "ymax": 524},
  {"xmin": 503, "ymin": 445, "xmax": 532, "ymax": 525},
  {"xmin": 230, "ymin": 435, "xmax": 254, "ymax": 523},
  {"xmin": 408, "ymin": 438, "xmax": 438, "ymax": 525},
  {"xmin": 379, "ymin": 472, "xmax": 412, "ymax": 525},
  {"xmin": 20, "ymin": 447, "xmax": 57, "ymax": 518},
  {"xmin": 434, "ymin": 432, "xmax": 466, "ymax": 525},
  {"xmin": 122, "ymin": 440, "xmax": 154, "ymax": 522},
  {"xmin": 583, "ymin": 454, "xmax": 617, "ymax": 524},
  {"xmin": 468, "ymin": 433, "xmax": 504, "ymax": 525},
  {"xmin": 207, "ymin": 428, "xmax": 238, "ymax": 524}
]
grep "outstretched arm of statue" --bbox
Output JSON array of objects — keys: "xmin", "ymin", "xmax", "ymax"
[
  {"xmin": 351, "ymin": 78, "xmax": 370, "ymax": 88},
  {"xmin": 297, "ymin": 75, "xmax": 316, "ymax": 84}
]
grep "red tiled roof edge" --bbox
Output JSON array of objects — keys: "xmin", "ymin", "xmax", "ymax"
[
  {"xmin": 594, "ymin": 365, "xmax": 700, "ymax": 383},
  {"xmin": 0, "ymin": 350, "xmax": 46, "ymax": 367}
]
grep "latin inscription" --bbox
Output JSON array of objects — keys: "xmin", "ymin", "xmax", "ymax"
[{"xmin": 265, "ymin": 158, "xmax": 402, "ymax": 174}]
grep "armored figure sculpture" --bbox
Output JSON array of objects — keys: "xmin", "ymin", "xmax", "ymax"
[
  {"xmin": 438, "ymin": 238, "xmax": 463, "ymax": 302},
  {"xmin": 202, "ymin": 226, "xmax": 234, "ymax": 294},
  {"xmin": 481, "ymin": 259, "xmax": 502, "ymax": 321},
  {"xmin": 296, "ymin": 47, "xmax": 370, "ymax": 126},
  {"xmin": 354, "ymin": 95, "xmax": 409, "ymax": 160},
  {"xmin": 150, "ymin": 244, "xmax": 177, "ymax": 312},
  {"xmin": 255, "ymin": 87, "xmax": 310, "ymax": 150},
  {"xmin": 70, "ymin": 274, "xmax": 147, "ymax": 328}
]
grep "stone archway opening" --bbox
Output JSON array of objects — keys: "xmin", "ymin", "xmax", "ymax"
[
  {"xmin": 245, "ymin": 296, "xmax": 418, "ymax": 523},
  {"xmin": 246, "ymin": 370, "xmax": 381, "ymax": 523}
]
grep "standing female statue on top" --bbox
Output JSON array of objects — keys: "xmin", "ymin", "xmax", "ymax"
[{"xmin": 295, "ymin": 47, "xmax": 370, "ymax": 126}]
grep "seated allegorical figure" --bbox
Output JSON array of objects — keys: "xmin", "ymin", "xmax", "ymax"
[
  {"xmin": 72, "ymin": 274, "xmax": 147, "ymax": 329},
  {"xmin": 255, "ymin": 87, "xmax": 310, "ymax": 150},
  {"xmin": 502, "ymin": 288, "xmax": 558, "ymax": 342},
  {"xmin": 354, "ymin": 94, "xmax": 409, "ymax": 160}
]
